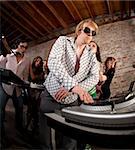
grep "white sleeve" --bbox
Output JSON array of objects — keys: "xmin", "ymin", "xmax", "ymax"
[{"xmin": 48, "ymin": 36, "xmax": 78, "ymax": 90}]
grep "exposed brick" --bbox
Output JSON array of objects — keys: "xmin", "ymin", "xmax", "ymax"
[{"xmin": 27, "ymin": 18, "xmax": 135, "ymax": 97}]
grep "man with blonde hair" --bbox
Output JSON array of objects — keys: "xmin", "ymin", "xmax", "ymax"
[
  {"xmin": 75, "ymin": 19, "xmax": 98, "ymax": 38},
  {"xmin": 40, "ymin": 18, "xmax": 99, "ymax": 149}
]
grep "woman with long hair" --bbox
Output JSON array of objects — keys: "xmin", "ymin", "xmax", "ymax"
[
  {"xmin": 88, "ymin": 41, "xmax": 107, "ymax": 99},
  {"xmin": 27, "ymin": 56, "xmax": 45, "ymax": 134},
  {"xmin": 98, "ymin": 57, "xmax": 117, "ymax": 100}
]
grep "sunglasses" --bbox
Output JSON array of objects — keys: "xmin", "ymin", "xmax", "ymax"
[
  {"xmin": 83, "ymin": 27, "xmax": 96, "ymax": 36},
  {"xmin": 20, "ymin": 45, "xmax": 28, "ymax": 49}
]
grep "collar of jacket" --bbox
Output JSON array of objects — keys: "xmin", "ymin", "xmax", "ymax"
[{"xmin": 66, "ymin": 36, "xmax": 76, "ymax": 50}]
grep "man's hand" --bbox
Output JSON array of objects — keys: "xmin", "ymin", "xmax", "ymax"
[
  {"xmin": 72, "ymin": 85, "xmax": 94, "ymax": 104},
  {"xmin": 55, "ymin": 87, "xmax": 69, "ymax": 101}
]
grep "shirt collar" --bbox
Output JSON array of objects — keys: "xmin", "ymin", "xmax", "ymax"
[
  {"xmin": 66, "ymin": 36, "xmax": 76, "ymax": 50},
  {"xmin": 10, "ymin": 49, "xmax": 26, "ymax": 58}
]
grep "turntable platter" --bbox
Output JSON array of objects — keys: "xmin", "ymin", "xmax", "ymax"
[
  {"xmin": 62, "ymin": 92, "xmax": 135, "ymax": 129},
  {"xmin": 80, "ymin": 94, "xmax": 135, "ymax": 113}
]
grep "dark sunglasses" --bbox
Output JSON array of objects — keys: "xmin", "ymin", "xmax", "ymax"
[
  {"xmin": 83, "ymin": 27, "xmax": 96, "ymax": 36},
  {"xmin": 20, "ymin": 45, "xmax": 28, "ymax": 49}
]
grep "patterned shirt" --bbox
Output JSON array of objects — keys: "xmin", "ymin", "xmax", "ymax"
[{"xmin": 45, "ymin": 36, "xmax": 99, "ymax": 104}]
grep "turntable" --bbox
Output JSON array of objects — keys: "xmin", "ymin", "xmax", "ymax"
[
  {"xmin": 44, "ymin": 81, "xmax": 135, "ymax": 148},
  {"xmin": 62, "ymin": 81, "xmax": 135, "ymax": 129}
]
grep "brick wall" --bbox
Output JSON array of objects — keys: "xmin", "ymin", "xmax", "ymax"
[
  {"xmin": 27, "ymin": 18, "xmax": 135, "ymax": 97},
  {"xmin": 95, "ymin": 19, "xmax": 135, "ymax": 96}
]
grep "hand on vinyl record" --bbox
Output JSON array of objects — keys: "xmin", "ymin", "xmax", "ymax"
[
  {"xmin": 55, "ymin": 87, "xmax": 69, "ymax": 101},
  {"xmin": 72, "ymin": 85, "xmax": 94, "ymax": 104}
]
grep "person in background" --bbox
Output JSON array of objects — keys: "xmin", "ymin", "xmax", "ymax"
[
  {"xmin": 26, "ymin": 56, "xmax": 45, "ymax": 134},
  {"xmin": 97, "ymin": 56, "xmax": 117, "ymax": 100},
  {"xmin": 89, "ymin": 41, "xmax": 107, "ymax": 99},
  {"xmin": 89, "ymin": 41, "xmax": 107, "ymax": 82},
  {"xmin": 0, "ymin": 39, "xmax": 30, "ymax": 144},
  {"xmin": 39, "ymin": 18, "xmax": 99, "ymax": 150},
  {"xmin": 29, "ymin": 56, "xmax": 44, "ymax": 84}
]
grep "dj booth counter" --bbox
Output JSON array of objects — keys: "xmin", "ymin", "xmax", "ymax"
[
  {"xmin": 45, "ymin": 112, "xmax": 135, "ymax": 149},
  {"xmin": 45, "ymin": 85, "xmax": 135, "ymax": 149}
]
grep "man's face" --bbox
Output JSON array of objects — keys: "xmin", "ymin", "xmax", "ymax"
[
  {"xmin": 18, "ymin": 42, "xmax": 28, "ymax": 53},
  {"xmin": 79, "ymin": 22, "xmax": 96, "ymax": 44}
]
